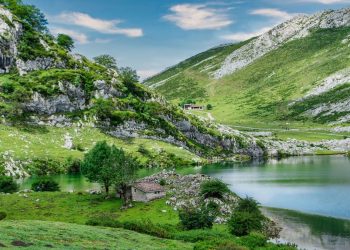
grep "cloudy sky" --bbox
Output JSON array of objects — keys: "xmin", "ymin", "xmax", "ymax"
[{"xmin": 24, "ymin": 0, "xmax": 350, "ymax": 79}]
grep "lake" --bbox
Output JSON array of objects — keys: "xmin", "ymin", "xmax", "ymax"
[
  {"xmin": 202, "ymin": 155, "xmax": 350, "ymax": 250},
  {"xmin": 19, "ymin": 155, "xmax": 350, "ymax": 250}
]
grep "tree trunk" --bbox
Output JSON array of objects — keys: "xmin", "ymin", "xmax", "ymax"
[{"xmin": 121, "ymin": 184, "xmax": 132, "ymax": 206}]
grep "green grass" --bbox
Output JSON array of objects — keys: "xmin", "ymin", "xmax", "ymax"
[
  {"xmin": 147, "ymin": 27, "xmax": 350, "ymax": 133},
  {"xmin": 0, "ymin": 220, "xmax": 193, "ymax": 250},
  {"xmin": 0, "ymin": 124, "xmax": 199, "ymax": 163},
  {"xmin": 0, "ymin": 192, "xmax": 178, "ymax": 225}
]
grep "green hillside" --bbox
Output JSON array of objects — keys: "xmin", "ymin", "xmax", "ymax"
[
  {"xmin": 0, "ymin": 220, "xmax": 193, "ymax": 250},
  {"xmin": 145, "ymin": 26, "xmax": 350, "ymax": 129}
]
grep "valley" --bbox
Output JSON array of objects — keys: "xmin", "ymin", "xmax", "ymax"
[{"xmin": 0, "ymin": 1, "xmax": 350, "ymax": 249}]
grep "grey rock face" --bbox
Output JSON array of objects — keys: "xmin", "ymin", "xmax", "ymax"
[
  {"xmin": 16, "ymin": 58, "xmax": 66, "ymax": 75},
  {"xmin": 25, "ymin": 82, "xmax": 87, "ymax": 115},
  {"xmin": 93, "ymin": 80, "xmax": 122, "ymax": 99},
  {"xmin": 0, "ymin": 7, "xmax": 22, "ymax": 73}
]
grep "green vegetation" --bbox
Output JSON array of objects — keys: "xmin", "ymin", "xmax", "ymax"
[
  {"xmin": 93, "ymin": 54, "xmax": 117, "ymax": 70},
  {"xmin": 0, "ymin": 220, "xmax": 193, "ymax": 250},
  {"xmin": 0, "ymin": 211, "xmax": 6, "ymax": 221},
  {"xmin": 200, "ymin": 179, "xmax": 230, "ymax": 199},
  {"xmin": 228, "ymin": 197, "xmax": 265, "ymax": 236},
  {"xmin": 0, "ymin": 176, "xmax": 18, "ymax": 193},
  {"xmin": 179, "ymin": 206, "xmax": 215, "ymax": 230},
  {"xmin": 146, "ymin": 27, "xmax": 350, "ymax": 134},
  {"xmin": 57, "ymin": 33, "xmax": 75, "ymax": 51},
  {"xmin": 82, "ymin": 141, "xmax": 139, "ymax": 201},
  {"xmin": 0, "ymin": 192, "xmax": 295, "ymax": 250},
  {"xmin": 31, "ymin": 179, "xmax": 60, "ymax": 192}
]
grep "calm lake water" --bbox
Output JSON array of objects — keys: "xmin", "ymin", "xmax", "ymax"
[
  {"xmin": 19, "ymin": 155, "xmax": 350, "ymax": 249},
  {"xmin": 202, "ymin": 155, "xmax": 350, "ymax": 250}
]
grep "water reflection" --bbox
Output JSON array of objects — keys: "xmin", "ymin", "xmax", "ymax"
[{"xmin": 263, "ymin": 208, "xmax": 350, "ymax": 250}]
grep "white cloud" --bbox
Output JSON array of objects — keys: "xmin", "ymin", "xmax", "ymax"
[
  {"xmin": 221, "ymin": 26, "xmax": 272, "ymax": 42},
  {"xmin": 250, "ymin": 8, "xmax": 294, "ymax": 21},
  {"xmin": 163, "ymin": 4, "xmax": 233, "ymax": 30},
  {"xmin": 51, "ymin": 12, "xmax": 143, "ymax": 37},
  {"xmin": 51, "ymin": 27, "xmax": 89, "ymax": 44}
]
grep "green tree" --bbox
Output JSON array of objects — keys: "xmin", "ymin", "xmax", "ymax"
[
  {"xmin": 93, "ymin": 54, "xmax": 117, "ymax": 69},
  {"xmin": 57, "ymin": 34, "xmax": 75, "ymax": 51},
  {"xmin": 119, "ymin": 67, "xmax": 139, "ymax": 85},
  {"xmin": 112, "ymin": 146, "xmax": 139, "ymax": 205},
  {"xmin": 0, "ymin": 0, "xmax": 48, "ymax": 32},
  {"xmin": 81, "ymin": 141, "xmax": 139, "ymax": 201},
  {"xmin": 81, "ymin": 141, "xmax": 117, "ymax": 195}
]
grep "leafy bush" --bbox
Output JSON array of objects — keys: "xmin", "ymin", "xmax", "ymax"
[
  {"xmin": 179, "ymin": 206, "xmax": 215, "ymax": 230},
  {"xmin": 200, "ymin": 179, "xmax": 230, "ymax": 199},
  {"xmin": 207, "ymin": 104, "xmax": 213, "ymax": 110},
  {"xmin": 228, "ymin": 211, "xmax": 264, "ymax": 237},
  {"xmin": 64, "ymin": 157, "xmax": 82, "ymax": 174},
  {"xmin": 0, "ymin": 176, "xmax": 18, "ymax": 193},
  {"xmin": 236, "ymin": 197, "xmax": 261, "ymax": 214},
  {"xmin": 159, "ymin": 179, "xmax": 166, "ymax": 186},
  {"xmin": 28, "ymin": 158, "xmax": 64, "ymax": 176},
  {"xmin": 238, "ymin": 232, "xmax": 267, "ymax": 248},
  {"xmin": 31, "ymin": 179, "xmax": 60, "ymax": 192},
  {"xmin": 193, "ymin": 239, "xmax": 247, "ymax": 250},
  {"xmin": 228, "ymin": 197, "xmax": 265, "ymax": 236}
]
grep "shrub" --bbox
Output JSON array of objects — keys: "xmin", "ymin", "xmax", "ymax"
[
  {"xmin": 28, "ymin": 158, "xmax": 64, "ymax": 176},
  {"xmin": 64, "ymin": 157, "xmax": 82, "ymax": 174},
  {"xmin": 0, "ymin": 212, "xmax": 7, "ymax": 221},
  {"xmin": 200, "ymin": 179, "xmax": 230, "ymax": 199},
  {"xmin": 193, "ymin": 239, "xmax": 247, "ymax": 250},
  {"xmin": 238, "ymin": 232, "xmax": 267, "ymax": 248},
  {"xmin": 236, "ymin": 197, "xmax": 261, "ymax": 214},
  {"xmin": 159, "ymin": 179, "xmax": 166, "ymax": 186},
  {"xmin": 228, "ymin": 212, "xmax": 263, "ymax": 236},
  {"xmin": 0, "ymin": 176, "xmax": 18, "ymax": 193},
  {"xmin": 207, "ymin": 104, "xmax": 213, "ymax": 110},
  {"xmin": 179, "ymin": 206, "xmax": 215, "ymax": 230},
  {"xmin": 57, "ymin": 34, "xmax": 74, "ymax": 51},
  {"xmin": 31, "ymin": 179, "xmax": 60, "ymax": 192}
]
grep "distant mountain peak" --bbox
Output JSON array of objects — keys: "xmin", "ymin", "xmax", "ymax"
[{"xmin": 213, "ymin": 8, "xmax": 350, "ymax": 79}]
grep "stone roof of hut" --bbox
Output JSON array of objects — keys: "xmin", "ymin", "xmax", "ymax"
[{"xmin": 133, "ymin": 182, "xmax": 165, "ymax": 193}]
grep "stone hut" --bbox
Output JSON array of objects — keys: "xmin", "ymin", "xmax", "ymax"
[{"xmin": 132, "ymin": 182, "xmax": 165, "ymax": 202}]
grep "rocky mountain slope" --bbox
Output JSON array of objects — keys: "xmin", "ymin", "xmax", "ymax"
[
  {"xmin": 145, "ymin": 8, "xmax": 350, "ymax": 128},
  {"xmin": 0, "ymin": 3, "xmax": 265, "ymax": 177}
]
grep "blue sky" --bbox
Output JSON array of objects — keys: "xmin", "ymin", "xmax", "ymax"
[{"xmin": 24, "ymin": 0, "xmax": 350, "ymax": 79}]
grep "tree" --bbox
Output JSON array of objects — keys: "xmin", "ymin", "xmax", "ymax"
[
  {"xmin": 112, "ymin": 146, "xmax": 139, "ymax": 205},
  {"xmin": 119, "ymin": 67, "xmax": 139, "ymax": 85},
  {"xmin": 57, "ymin": 34, "xmax": 75, "ymax": 51},
  {"xmin": 81, "ymin": 141, "xmax": 139, "ymax": 201},
  {"xmin": 93, "ymin": 54, "xmax": 117, "ymax": 70},
  {"xmin": 0, "ymin": 0, "xmax": 48, "ymax": 32},
  {"xmin": 81, "ymin": 141, "xmax": 117, "ymax": 195}
]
